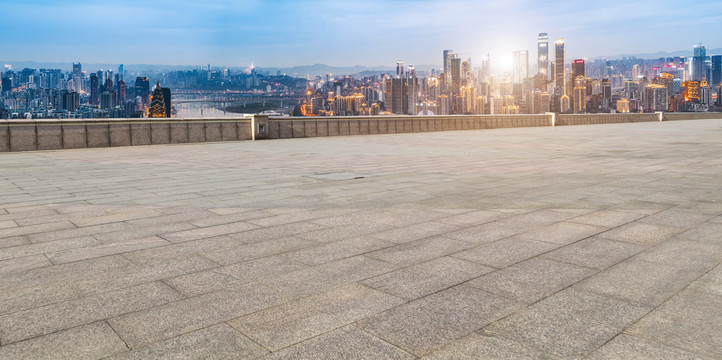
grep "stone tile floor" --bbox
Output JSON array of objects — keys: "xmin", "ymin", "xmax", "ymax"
[{"xmin": 0, "ymin": 119, "xmax": 721, "ymax": 359}]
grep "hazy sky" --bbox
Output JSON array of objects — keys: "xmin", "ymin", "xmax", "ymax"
[{"xmin": 2, "ymin": 0, "xmax": 721, "ymax": 68}]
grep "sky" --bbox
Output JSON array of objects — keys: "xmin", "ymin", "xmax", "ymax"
[{"xmin": 2, "ymin": 0, "xmax": 721, "ymax": 69}]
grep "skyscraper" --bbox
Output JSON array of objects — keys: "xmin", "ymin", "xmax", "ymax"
[
  {"xmin": 479, "ymin": 54, "xmax": 490, "ymax": 82},
  {"xmin": 450, "ymin": 57, "xmax": 461, "ymax": 96},
  {"xmin": 711, "ymin": 55, "xmax": 721, "ymax": 87},
  {"xmin": 555, "ymin": 39, "xmax": 565, "ymax": 93},
  {"xmin": 118, "ymin": 64, "xmax": 124, "ymax": 81},
  {"xmin": 396, "ymin": 60, "xmax": 405, "ymax": 78},
  {"xmin": 538, "ymin": 33, "xmax": 549, "ymax": 77},
  {"xmin": 135, "ymin": 77, "xmax": 150, "ymax": 105},
  {"xmin": 90, "ymin": 74, "xmax": 99, "ymax": 105},
  {"xmin": 691, "ymin": 44, "xmax": 707, "ymax": 82},
  {"xmin": 72, "ymin": 62, "xmax": 82, "ymax": 93},
  {"xmin": 512, "ymin": 50, "xmax": 529, "ymax": 84},
  {"xmin": 443, "ymin": 50, "xmax": 456, "ymax": 92},
  {"xmin": 571, "ymin": 59, "xmax": 585, "ymax": 79}
]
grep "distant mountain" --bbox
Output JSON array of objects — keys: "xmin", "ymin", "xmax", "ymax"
[
  {"xmin": 0, "ymin": 61, "xmax": 441, "ymax": 77},
  {"xmin": 598, "ymin": 48, "xmax": 722, "ymax": 60},
  {"xmin": 256, "ymin": 63, "xmax": 440, "ymax": 77}
]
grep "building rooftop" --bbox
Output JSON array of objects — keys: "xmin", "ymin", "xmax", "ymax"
[{"xmin": 0, "ymin": 119, "xmax": 721, "ymax": 359}]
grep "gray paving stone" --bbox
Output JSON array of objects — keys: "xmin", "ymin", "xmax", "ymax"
[
  {"xmin": 0, "ymin": 221, "xmax": 76, "ymax": 239},
  {"xmin": 688, "ymin": 265, "xmax": 722, "ymax": 296},
  {"xmin": 228, "ymin": 221, "xmax": 327, "ymax": 243},
  {"xmin": 370, "ymin": 221, "xmax": 461, "ymax": 244},
  {"xmin": 626, "ymin": 289, "xmax": 722, "ymax": 359},
  {"xmin": 676, "ymin": 222, "xmax": 722, "ymax": 244},
  {"xmin": 357, "ymin": 285, "xmax": 524, "ymax": 356},
  {"xmin": 202, "ymin": 236, "xmax": 318, "ymax": 266},
  {"xmin": 0, "ymin": 220, "xmax": 17, "ymax": 229},
  {"xmin": 46, "ymin": 236, "xmax": 171, "ymax": 264},
  {"xmin": 106, "ymin": 323, "xmax": 268, "ymax": 360},
  {"xmin": 283, "ymin": 236, "xmax": 394, "ymax": 265},
  {"xmin": 638, "ymin": 209, "xmax": 714, "ymax": 228},
  {"xmin": 0, "ymin": 236, "xmax": 99, "ymax": 261},
  {"xmin": 0, "ymin": 281, "xmax": 182, "ymax": 345},
  {"xmin": 262, "ymin": 255, "xmax": 397, "ymax": 299},
  {"xmin": 26, "ymin": 221, "xmax": 134, "ymax": 243},
  {"xmin": 453, "ymin": 236, "xmax": 560, "ymax": 268},
  {"xmin": 576, "ymin": 258, "xmax": 711, "ymax": 307},
  {"xmin": 467, "ymin": 257, "xmax": 596, "ymax": 304},
  {"xmin": 259, "ymin": 325, "xmax": 414, "ymax": 360},
  {"xmin": 436, "ymin": 209, "xmax": 508, "ymax": 227},
  {"xmin": 229, "ymin": 283, "xmax": 404, "ymax": 351},
  {"xmin": 517, "ymin": 221, "xmax": 606, "ymax": 245},
  {"xmin": 0, "ymin": 254, "xmax": 51, "ymax": 275},
  {"xmin": 109, "ymin": 282, "xmax": 287, "ymax": 348},
  {"xmin": 423, "ymin": 331, "xmax": 562, "ymax": 360},
  {"xmin": 164, "ymin": 270, "xmax": 244, "ymax": 297},
  {"xmin": 635, "ymin": 238, "xmax": 721, "ymax": 269},
  {"xmin": 122, "ymin": 236, "xmax": 243, "ymax": 265},
  {"xmin": 362, "ymin": 256, "xmax": 493, "ymax": 300},
  {"xmin": 597, "ymin": 222, "xmax": 686, "ymax": 246},
  {"xmin": 296, "ymin": 222, "xmax": 393, "ymax": 243},
  {"xmin": 486, "ymin": 288, "xmax": 651, "ymax": 359},
  {"xmin": 541, "ymin": 236, "xmax": 645, "ymax": 270},
  {"xmin": 160, "ymin": 221, "xmax": 259, "ymax": 243},
  {"xmin": 365, "ymin": 236, "xmax": 474, "ymax": 267},
  {"xmin": 586, "ymin": 334, "xmax": 705, "ymax": 360},
  {"xmin": 568, "ymin": 209, "xmax": 646, "ymax": 228},
  {"xmin": 445, "ymin": 220, "xmax": 525, "ymax": 244},
  {"xmin": 217, "ymin": 255, "xmax": 309, "ymax": 283},
  {"xmin": 0, "ymin": 236, "xmax": 29, "ymax": 249},
  {"xmin": 0, "ymin": 321, "xmax": 127, "ymax": 360}
]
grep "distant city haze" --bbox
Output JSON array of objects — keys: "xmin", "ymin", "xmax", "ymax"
[{"xmin": 3, "ymin": 0, "xmax": 721, "ymax": 69}]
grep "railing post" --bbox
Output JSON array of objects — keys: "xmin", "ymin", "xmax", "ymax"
[
  {"xmin": 251, "ymin": 114, "xmax": 269, "ymax": 140},
  {"xmin": 546, "ymin": 112, "xmax": 556, "ymax": 126},
  {"xmin": 656, "ymin": 112, "xmax": 664, "ymax": 121}
]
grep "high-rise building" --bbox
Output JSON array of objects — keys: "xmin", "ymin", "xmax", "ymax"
[
  {"xmin": 148, "ymin": 81, "xmax": 167, "ymax": 118},
  {"xmin": 479, "ymin": 54, "xmax": 490, "ymax": 82},
  {"xmin": 135, "ymin": 77, "xmax": 150, "ymax": 105},
  {"xmin": 72, "ymin": 62, "xmax": 82, "ymax": 93},
  {"xmin": 691, "ymin": 44, "xmax": 707, "ymax": 82},
  {"xmin": 396, "ymin": 60, "xmax": 405, "ymax": 78},
  {"xmin": 90, "ymin": 74, "xmax": 100, "ymax": 105},
  {"xmin": 632, "ymin": 64, "xmax": 641, "ymax": 80},
  {"xmin": 538, "ymin": 33, "xmax": 549, "ymax": 78},
  {"xmin": 407, "ymin": 65, "xmax": 417, "ymax": 115},
  {"xmin": 512, "ymin": 50, "xmax": 529, "ymax": 84},
  {"xmin": 117, "ymin": 80, "xmax": 126, "ymax": 105},
  {"xmin": 573, "ymin": 86, "xmax": 586, "ymax": 113},
  {"xmin": 118, "ymin": 64, "xmax": 124, "ymax": 81},
  {"xmin": 443, "ymin": 50, "xmax": 455, "ymax": 88},
  {"xmin": 450, "ymin": 57, "xmax": 461, "ymax": 96},
  {"xmin": 554, "ymin": 39, "xmax": 565, "ymax": 93},
  {"xmin": 711, "ymin": 55, "xmax": 721, "ymax": 87},
  {"xmin": 571, "ymin": 59, "xmax": 585, "ymax": 79},
  {"xmin": 161, "ymin": 87, "xmax": 172, "ymax": 118}
]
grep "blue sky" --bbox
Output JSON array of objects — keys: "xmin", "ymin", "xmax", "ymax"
[{"xmin": 2, "ymin": 0, "xmax": 721, "ymax": 68}]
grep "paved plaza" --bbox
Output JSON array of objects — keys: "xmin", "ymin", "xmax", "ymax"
[{"xmin": 0, "ymin": 119, "xmax": 721, "ymax": 359}]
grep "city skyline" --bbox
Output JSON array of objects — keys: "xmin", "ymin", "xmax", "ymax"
[{"xmin": 3, "ymin": 0, "xmax": 721, "ymax": 68}]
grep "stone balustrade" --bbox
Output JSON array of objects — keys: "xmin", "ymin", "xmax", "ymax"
[{"xmin": 1, "ymin": 112, "xmax": 720, "ymax": 152}]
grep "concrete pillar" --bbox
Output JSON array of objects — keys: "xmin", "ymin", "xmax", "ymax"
[
  {"xmin": 251, "ymin": 115, "xmax": 269, "ymax": 140},
  {"xmin": 546, "ymin": 112, "xmax": 556, "ymax": 126}
]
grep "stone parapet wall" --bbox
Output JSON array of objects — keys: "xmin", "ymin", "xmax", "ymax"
[
  {"xmin": 0, "ymin": 118, "xmax": 252, "ymax": 152},
  {"xmin": 1, "ymin": 113, "xmax": 720, "ymax": 152},
  {"xmin": 556, "ymin": 113, "xmax": 660, "ymax": 126},
  {"xmin": 265, "ymin": 115, "xmax": 551, "ymax": 139},
  {"xmin": 663, "ymin": 112, "xmax": 722, "ymax": 121}
]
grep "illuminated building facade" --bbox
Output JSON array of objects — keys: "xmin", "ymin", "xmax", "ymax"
[
  {"xmin": 148, "ymin": 81, "xmax": 166, "ymax": 118},
  {"xmin": 512, "ymin": 50, "xmax": 529, "ymax": 84},
  {"xmin": 538, "ymin": 33, "xmax": 549, "ymax": 77},
  {"xmin": 554, "ymin": 39, "xmax": 565, "ymax": 93},
  {"xmin": 683, "ymin": 81, "xmax": 701, "ymax": 102},
  {"xmin": 617, "ymin": 98, "xmax": 630, "ymax": 113}
]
